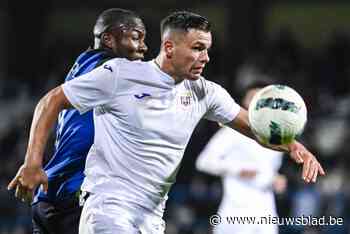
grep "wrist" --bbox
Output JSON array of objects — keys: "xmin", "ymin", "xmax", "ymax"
[
  {"xmin": 24, "ymin": 156, "xmax": 43, "ymax": 169},
  {"xmin": 287, "ymin": 141, "xmax": 300, "ymax": 153}
]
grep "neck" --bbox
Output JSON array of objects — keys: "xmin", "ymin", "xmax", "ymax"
[{"xmin": 155, "ymin": 54, "xmax": 184, "ymax": 84}]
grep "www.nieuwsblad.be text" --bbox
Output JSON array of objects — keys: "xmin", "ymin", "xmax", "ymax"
[{"xmin": 209, "ymin": 214, "xmax": 344, "ymax": 226}]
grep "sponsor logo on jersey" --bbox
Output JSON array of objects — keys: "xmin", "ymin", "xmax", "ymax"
[
  {"xmin": 134, "ymin": 93, "xmax": 151, "ymax": 99},
  {"xmin": 103, "ymin": 64, "xmax": 113, "ymax": 72}
]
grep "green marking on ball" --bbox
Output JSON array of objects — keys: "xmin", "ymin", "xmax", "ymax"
[
  {"xmin": 282, "ymin": 133, "xmax": 295, "ymax": 145},
  {"xmin": 269, "ymin": 121, "xmax": 282, "ymax": 145}
]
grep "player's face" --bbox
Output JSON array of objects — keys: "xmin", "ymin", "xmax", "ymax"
[
  {"xmin": 172, "ymin": 29, "xmax": 211, "ymax": 80},
  {"xmin": 109, "ymin": 18, "xmax": 147, "ymax": 60}
]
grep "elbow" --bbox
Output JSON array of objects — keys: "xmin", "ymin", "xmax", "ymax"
[
  {"xmin": 38, "ymin": 86, "xmax": 69, "ymax": 114},
  {"xmin": 195, "ymin": 157, "xmax": 208, "ymax": 172},
  {"xmin": 195, "ymin": 159, "xmax": 202, "ymax": 171}
]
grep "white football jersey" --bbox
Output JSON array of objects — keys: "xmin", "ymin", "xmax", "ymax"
[{"xmin": 62, "ymin": 58, "xmax": 240, "ymax": 216}]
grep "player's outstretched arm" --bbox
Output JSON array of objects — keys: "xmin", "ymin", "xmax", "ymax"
[
  {"xmin": 7, "ymin": 86, "xmax": 72, "ymax": 203},
  {"xmin": 226, "ymin": 107, "xmax": 325, "ymax": 183}
]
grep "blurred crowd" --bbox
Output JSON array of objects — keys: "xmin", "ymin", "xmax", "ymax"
[{"xmin": 1, "ymin": 12, "xmax": 350, "ymax": 234}]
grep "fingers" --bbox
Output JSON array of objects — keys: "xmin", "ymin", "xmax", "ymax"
[
  {"xmin": 8, "ymin": 166, "xmax": 25, "ymax": 190},
  {"xmin": 312, "ymin": 165, "xmax": 318, "ymax": 183},
  {"xmin": 8, "ymin": 166, "xmax": 47, "ymax": 204},
  {"xmin": 15, "ymin": 184, "xmax": 26, "ymax": 202},
  {"xmin": 7, "ymin": 176, "xmax": 20, "ymax": 190},
  {"xmin": 42, "ymin": 177, "xmax": 49, "ymax": 194},
  {"xmin": 23, "ymin": 190, "xmax": 34, "ymax": 204},
  {"xmin": 295, "ymin": 152, "xmax": 304, "ymax": 164},
  {"xmin": 302, "ymin": 157, "xmax": 311, "ymax": 181},
  {"xmin": 301, "ymin": 155, "xmax": 325, "ymax": 183},
  {"xmin": 15, "ymin": 184, "xmax": 22, "ymax": 200},
  {"xmin": 306, "ymin": 160, "xmax": 316, "ymax": 183},
  {"xmin": 291, "ymin": 151, "xmax": 303, "ymax": 164},
  {"xmin": 312, "ymin": 163, "xmax": 325, "ymax": 183},
  {"xmin": 290, "ymin": 142, "xmax": 326, "ymax": 183},
  {"xmin": 318, "ymin": 163, "xmax": 326, "ymax": 176},
  {"xmin": 14, "ymin": 184, "xmax": 34, "ymax": 204}
]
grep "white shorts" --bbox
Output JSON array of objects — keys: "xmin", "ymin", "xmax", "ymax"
[{"xmin": 79, "ymin": 193, "xmax": 166, "ymax": 234}]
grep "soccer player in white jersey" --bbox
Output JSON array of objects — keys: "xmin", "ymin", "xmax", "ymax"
[
  {"xmin": 8, "ymin": 11, "xmax": 324, "ymax": 234},
  {"xmin": 196, "ymin": 82, "xmax": 287, "ymax": 234}
]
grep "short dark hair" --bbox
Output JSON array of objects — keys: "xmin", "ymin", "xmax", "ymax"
[
  {"xmin": 93, "ymin": 8, "xmax": 140, "ymax": 38},
  {"xmin": 160, "ymin": 11, "xmax": 211, "ymax": 36}
]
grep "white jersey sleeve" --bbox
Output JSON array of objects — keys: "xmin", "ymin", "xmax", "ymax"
[
  {"xmin": 203, "ymin": 80, "xmax": 240, "ymax": 124},
  {"xmin": 62, "ymin": 59, "xmax": 119, "ymax": 114},
  {"xmin": 196, "ymin": 127, "xmax": 242, "ymax": 176}
]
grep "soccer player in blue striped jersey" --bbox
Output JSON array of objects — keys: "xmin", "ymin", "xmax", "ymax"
[{"xmin": 8, "ymin": 8, "xmax": 147, "ymax": 234}]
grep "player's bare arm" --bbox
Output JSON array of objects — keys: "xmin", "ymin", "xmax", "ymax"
[
  {"xmin": 7, "ymin": 86, "xmax": 72, "ymax": 203},
  {"xmin": 227, "ymin": 107, "xmax": 325, "ymax": 183}
]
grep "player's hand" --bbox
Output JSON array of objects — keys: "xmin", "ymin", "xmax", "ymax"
[
  {"xmin": 7, "ymin": 164, "xmax": 48, "ymax": 204},
  {"xmin": 287, "ymin": 141, "xmax": 325, "ymax": 183}
]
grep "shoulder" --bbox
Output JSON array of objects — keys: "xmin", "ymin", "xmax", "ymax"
[
  {"xmin": 185, "ymin": 77, "xmax": 228, "ymax": 99},
  {"xmin": 107, "ymin": 58, "xmax": 148, "ymax": 68},
  {"xmin": 189, "ymin": 77, "xmax": 225, "ymax": 92},
  {"xmin": 106, "ymin": 58, "xmax": 153, "ymax": 76}
]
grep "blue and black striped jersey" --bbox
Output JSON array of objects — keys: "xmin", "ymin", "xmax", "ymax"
[{"xmin": 34, "ymin": 49, "xmax": 114, "ymax": 203}]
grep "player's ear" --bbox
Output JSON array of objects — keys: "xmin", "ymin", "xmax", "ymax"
[
  {"xmin": 101, "ymin": 33, "xmax": 113, "ymax": 48},
  {"xmin": 164, "ymin": 40, "xmax": 174, "ymax": 59}
]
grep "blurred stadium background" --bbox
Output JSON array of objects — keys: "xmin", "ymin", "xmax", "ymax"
[{"xmin": 1, "ymin": 0, "xmax": 350, "ymax": 233}]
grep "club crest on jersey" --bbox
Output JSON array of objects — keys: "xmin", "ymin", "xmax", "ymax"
[{"xmin": 180, "ymin": 92, "xmax": 192, "ymax": 107}]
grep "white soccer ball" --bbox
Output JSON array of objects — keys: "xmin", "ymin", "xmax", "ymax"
[{"xmin": 248, "ymin": 85, "xmax": 307, "ymax": 145}]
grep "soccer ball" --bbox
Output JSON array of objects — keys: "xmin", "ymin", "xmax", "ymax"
[{"xmin": 248, "ymin": 85, "xmax": 307, "ymax": 145}]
